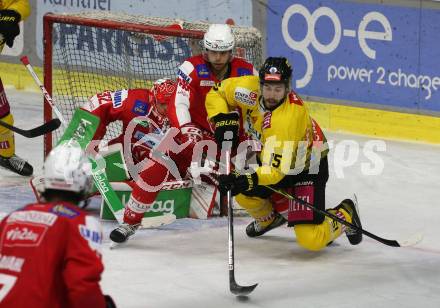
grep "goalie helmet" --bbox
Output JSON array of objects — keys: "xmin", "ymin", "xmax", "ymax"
[
  {"xmin": 259, "ymin": 57, "xmax": 293, "ymax": 86},
  {"xmin": 151, "ymin": 78, "xmax": 176, "ymax": 115},
  {"xmin": 40, "ymin": 141, "xmax": 93, "ymax": 197},
  {"xmin": 203, "ymin": 24, "xmax": 235, "ymax": 52}
]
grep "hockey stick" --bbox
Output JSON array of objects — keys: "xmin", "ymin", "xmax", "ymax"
[
  {"xmin": 21, "ymin": 55, "xmax": 127, "ymax": 224},
  {"xmin": 225, "ymin": 149, "xmax": 258, "ymax": 296},
  {"xmin": 203, "ymin": 153, "xmax": 422, "ymax": 248},
  {"xmin": 266, "ymin": 186, "xmax": 423, "ymax": 247},
  {"xmin": 20, "ymin": 56, "xmax": 66, "ymax": 127},
  {"xmin": 0, "ymin": 118, "xmax": 61, "ymax": 138}
]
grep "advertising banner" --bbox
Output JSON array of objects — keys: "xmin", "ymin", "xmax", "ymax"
[
  {"xmin": 267, "ymin": 0, "xmax": 440, "ymax": 113},
  {"xmin": 36, "ymin": 0, "xmax": 253, "ymax": 62}
]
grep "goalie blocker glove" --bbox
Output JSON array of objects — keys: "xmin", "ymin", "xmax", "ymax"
[
  {"xmin": 218, "ymin": 171, "xmax": 258, "ymax": 196},
  {"xmin": 212, "ymin": 112, "xmax": 239, "ymax": 150},
  {"xmin": 0, "ymin": 10, "xmax": 21, "ymax": 48}
]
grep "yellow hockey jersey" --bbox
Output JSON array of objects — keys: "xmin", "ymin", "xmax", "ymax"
[
  {"xmin": 0, "ymin": 0, "xmax": 31, "ymax": 52},
  {"xmin": 206, "ymin": 75, "xmax": 328, "ymax": 186}
]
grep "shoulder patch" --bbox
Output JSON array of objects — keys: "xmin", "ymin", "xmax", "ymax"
[
  {"xmin": 78, "ymin": 216, "xmax": 103, "ymax": 254},
  {"xmin": 132, "ymin": 100, "xmax": 150, "ymax": 116},
  {"xmin": 50, "ymin": 204, "xmax": 80, "ymax": 219},
  {"xmin": 112, "ymin": 90, "xmax": 128, "ymax": 108},
  {"xmin": 234, "ymin": 87, "xmax": 258, "ymax": 106},
  {"xmin": 177, "ymin": 61, "xmax": 194, "ymax": 84},
  {"xmin": 195, "ymin": 64, "xmax": 211, "ymax": 78},
  {"xmin": 237, "ymin": 67, "xmax": 252, "ymax": 77}
]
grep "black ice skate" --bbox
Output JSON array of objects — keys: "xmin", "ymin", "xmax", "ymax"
[
  {"xmin": 246, "ymin": 212, "xmax": 286, "ymax": 238},
  {"xmin": 0, "ymin": 154, "xmax": 33, "ymax": 176},
  {"xmin": 110, "ymin": 223, "xmax": 140, "ymax": 243},
  {"xmin": 334, "ymin": 199, "xmax": 362, "ymax": 245}
]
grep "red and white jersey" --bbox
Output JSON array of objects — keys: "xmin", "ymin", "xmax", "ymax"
[
  {"xmin": 82, "ymin": 88, "xmax": 170, "ymax": 163},
  {"xmin": 0, "ymin": 202, "xmax": 105, "ymax": 308},
  {"xmin": 168, "ymin": 55, "xmax": 256, "ymax": 132}
]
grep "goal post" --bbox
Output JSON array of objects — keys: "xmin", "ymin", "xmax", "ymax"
[{"xmin": 43, "ymin": 12, "xmax": 263, "ymax": 156}]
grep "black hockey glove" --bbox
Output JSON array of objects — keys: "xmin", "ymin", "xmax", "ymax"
[
  {"xmin": 212, "ymin": 112, "xmax": 239, "ymax": 150},
  {"xmin": 0, "ymin": 10, "xmax": 21, "ymax": 48},
  {"xmin": 218, "ymin": 171, "xmax": 258, "ymax": 196}
]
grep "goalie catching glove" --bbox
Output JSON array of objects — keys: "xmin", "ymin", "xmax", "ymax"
[
  {"xmin": 212, "ymin": 111, "xmax": 239, "ymax": 149},
  {"xmin": 218, "ymin": 170, "xmax": 258, "ymax": 196},
  {"xmin": 0, "ymin": 10, "xmax": 21, "ymax": 48}
]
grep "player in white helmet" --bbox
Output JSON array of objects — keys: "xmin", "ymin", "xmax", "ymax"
[
  {"xmin": 0, "ymin": 141, "xmax": 115, "ymax": 307},
  {"xmin": 106, "ymin": 25, "xmax": 258, "ymax": 244}
]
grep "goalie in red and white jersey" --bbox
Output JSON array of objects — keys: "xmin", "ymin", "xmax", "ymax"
[
  {"xmin": 0, "ymin": 142, "xmax": 115, "ymax": 308},
  {"xmin": 83, "ymin": 78, "xmax": 175, "ymax": 164},
  {"xmin": 109, "ymin": 24, "xmax": 257, "ymax": 243}
]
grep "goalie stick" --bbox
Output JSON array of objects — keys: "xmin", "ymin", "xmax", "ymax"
[
  {"xmin": 21, "ymin": 55, "xmax": 126, "ymax": 224},
  {"xmin": 225, "ymin": 149, "xmax": 258, "ymax": 296},
  {"xmin": 266, "ymin": 186, "xmax": 423, "ymax": 247},
  {"xmin": 0, "ymin": 118, "xmax": 61, "ymax": 138}
]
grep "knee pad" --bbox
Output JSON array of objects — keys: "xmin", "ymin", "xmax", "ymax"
[
  {"xmin": 294, "ymin": 224, "xmax": 329, "ymax": 252},
  {"xmin": 235, "ymin": 194, "xmax": 273, "ymax": 220}
]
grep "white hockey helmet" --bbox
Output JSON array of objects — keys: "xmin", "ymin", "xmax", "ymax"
[
  {"xmin": 203, "ymin": 24, "xmax": 235, "ymax": 52},
  {"xmin": 41, "ymin": 141, "xmax": 93, "ymax": 197}
]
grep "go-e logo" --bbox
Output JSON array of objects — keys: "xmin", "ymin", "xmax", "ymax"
[{"xmin": 281, "ymin": 4, "xmax": 392, "ymax": 88}]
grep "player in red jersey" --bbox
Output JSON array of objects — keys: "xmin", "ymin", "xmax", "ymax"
[
  {"xmin": 0, "ymin": 142, "xmax": 115, "ymax": 308},
  {"xmin": 110, "ymin": 24, "xmax": 257, "ymax": 243},
  {"xmin": 81, "ymin": 78, "xmax": 178, "ymax": 224}
]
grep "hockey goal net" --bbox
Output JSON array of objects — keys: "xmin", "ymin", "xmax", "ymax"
[{"xmin": 43, "ymin": 12, "xmax": 263, "ymax": 156}]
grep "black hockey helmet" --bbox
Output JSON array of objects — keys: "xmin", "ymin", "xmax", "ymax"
[{"xmin": 259, "ymin": 57, "xmax": 292, "ymax": 85}]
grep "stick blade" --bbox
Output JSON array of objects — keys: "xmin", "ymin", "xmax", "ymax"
[
  {"xmin": 230, "ymin": 281, "xmax": 258, "ymax": 296},
  {"xmin": 398, "ymin": 232, "xmax": 424, "ymax": 247}
]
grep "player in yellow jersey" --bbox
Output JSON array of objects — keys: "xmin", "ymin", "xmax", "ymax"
[
  {"xmin": 206, "ymin": 57, "xmax": 362, "ymax": 251},
  {"xmin": 0, "ymin": 0, "xmax": 33, "ymax": 176}
]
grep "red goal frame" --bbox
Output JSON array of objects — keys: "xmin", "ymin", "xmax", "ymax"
[{"xmin": 43, "ymin": 13, "xmax": 204, "ymax": 156}]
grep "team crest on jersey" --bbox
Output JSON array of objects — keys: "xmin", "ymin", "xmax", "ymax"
[
  {"xmin": 51, "ymin": 205, "xmax": 80, "ymax": 218},
  {"xmin": 132, "ymin": 100, "xmax": 150, "ymax": 116},
  {"xmin": 262, "ymin": 111, "xmax": 272, "ymax": 129},
  {"xmin": 237, "ymin": 68, "xmax": 252, "ymax": 76},
  {"xmin": 196, "ymin": 64, "xmax": 210, "ymax": 78},
  {"xmin": 200, "ymin": 80, "xmax": 215, "ymax": 87},
  {"xmin": 234, "ymin": 87, "xmax": 257, "ymax": 106}
]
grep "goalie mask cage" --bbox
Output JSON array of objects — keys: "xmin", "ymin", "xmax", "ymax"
[{"xmin": 43, "ymin": 12, "xmax": 263, "ymax": 156}]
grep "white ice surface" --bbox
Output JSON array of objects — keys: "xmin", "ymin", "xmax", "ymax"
[{"xmin": 1, "ymin": 88, "xmax": 440, "ymax": 308}]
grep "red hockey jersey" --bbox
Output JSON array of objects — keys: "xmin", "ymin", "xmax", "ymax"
[
  {"xmin": 82, "ymin": 88, "xmax": 170, "ymax": 164},
  {"xmin": 168, "ymin": 55, "xmax": 255, "ymax": 132},
  {"xmin": 0, "ymin": 202, "xmax": 106, "ymax": 308}
]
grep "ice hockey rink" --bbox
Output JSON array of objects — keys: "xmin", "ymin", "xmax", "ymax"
[{"xmin": 1, "ymin": 88, "xmax": 440, "ymax": 308}]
